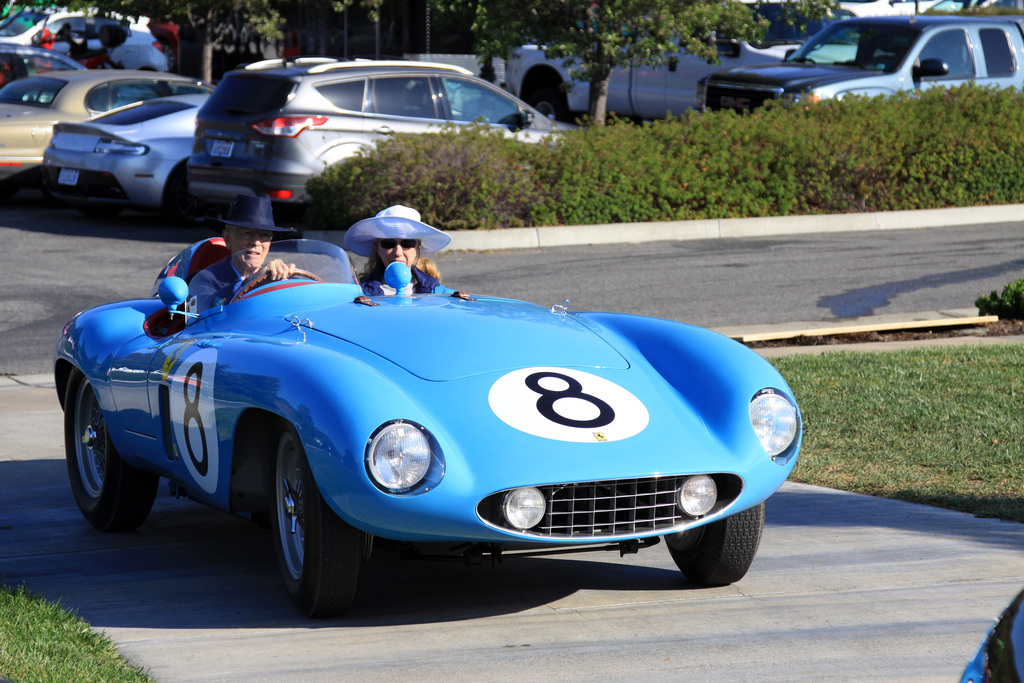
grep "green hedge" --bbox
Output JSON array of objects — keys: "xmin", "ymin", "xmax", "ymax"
[{"xmin": 304, "ymin": 85, "xmax": 1024, "ymax": 231}]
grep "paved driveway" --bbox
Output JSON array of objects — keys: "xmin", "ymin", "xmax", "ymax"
[{"xmin": 2, "ymin": 383, "xmax": 1022, "ymax": 682}]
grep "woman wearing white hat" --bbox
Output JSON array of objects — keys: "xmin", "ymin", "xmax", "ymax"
[{"xmin": 344, "ymin": 205, "xmax": 454, "ymax": 296}]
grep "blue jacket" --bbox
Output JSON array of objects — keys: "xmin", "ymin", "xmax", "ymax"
[
  {"xmin": 360, "ymin": 265, "xmax": 451, "ymax": 296},
  {"xmin": 188, "ymin": 257, "xmax": 242, "ymax": 312}
]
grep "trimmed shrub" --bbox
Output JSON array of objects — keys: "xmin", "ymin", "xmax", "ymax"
[
  {"xmin": 304, "ymin": 85, "xmax": 1024, "ymax": 231},
  {"xmin": 977, "ymin": 280, "xmax": 1024, "ymax": 319}
]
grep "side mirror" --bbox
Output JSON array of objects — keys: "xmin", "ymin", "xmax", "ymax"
[
  {"xmin": 519, "ymin": 109, "xmax": 534, "ymax": 129},
  {"xmin": 159, "ymin": 276, "xmax": 189, "ymax": 308},
  {"xmin": 715, "ymin": 38, "xmax": 742, "ymax": 59},
  {"xmin": 914, "ymin": 58, "xmax": 949, "ymax": 79}
]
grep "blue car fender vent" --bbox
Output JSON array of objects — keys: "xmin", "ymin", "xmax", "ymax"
[{"xmin": 478, "ymin": 474, "xmax": 742, "ymax": 539}]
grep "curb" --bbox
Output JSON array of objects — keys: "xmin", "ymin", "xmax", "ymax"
[{"xmin": 304, "ymin": 203, "xmax": 1024, "ymax": 251}]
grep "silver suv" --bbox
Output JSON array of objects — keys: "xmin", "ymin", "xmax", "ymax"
[{"xmin": 187, "ymin": 59, "xmax": 568, "ymax": 208}]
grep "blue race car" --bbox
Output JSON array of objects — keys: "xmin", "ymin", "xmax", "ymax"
[{"xmin": 54, "ymin": 237, "xmax": 802, "ymax": 617}]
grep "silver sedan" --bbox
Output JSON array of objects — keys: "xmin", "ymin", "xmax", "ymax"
[{"xmin": 42, "ymin": 93, "xmax": 209, "ymax": 223}]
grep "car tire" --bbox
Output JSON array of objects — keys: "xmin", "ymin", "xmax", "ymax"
[
  {"xmin": 665, "ymin": 501, "xmax": 765, "ymax": 585},
  {"xmin": 526, "ymin": 86, "xmax": 571, "ymax": 123},
  {"xmin": 271, "ymin": 422, "xmax": 367, "ymax": 617},
  {"xmin": 162, "ymin": 163, "xmax": 201, "ymax": 225},
  {"xmin": 0, "ymin": 182, "xmax": 18, "ymax": 200},
  {"xmin": 64, "ymin": 369, "xmax": 159, "ymax": 531}
]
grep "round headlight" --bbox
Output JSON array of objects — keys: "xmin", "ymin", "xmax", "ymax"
[
  {"xmin": 749, "ymin": 390, "xmax": 799, "ymax": 457},
  {"xmin": 502, "ymin": 487, "xmax": 546, "ymax": 530},
  {"xmin": 367, "ymin": 422, "xmax": 431, "ymax": 492},
  {"xmin": 679, "ymin": 475, "xmax": 717, "ymax": 517}
]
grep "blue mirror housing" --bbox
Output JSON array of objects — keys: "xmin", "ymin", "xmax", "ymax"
[
  {"xmin": 384, "ymin": 262, "xmax": 412, "ymax": 294},
  {"xmin": 158, "ymin": 276, "xmax": 189, "ymax": 309}
]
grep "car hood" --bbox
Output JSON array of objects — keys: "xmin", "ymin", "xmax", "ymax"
[
  {"xmin": 709, "ymin": 62, "xmax": 882, "ymax": 90},
  {"xmin": 310, "ymin": 295, "xmax": 630, "ymax": 381}
]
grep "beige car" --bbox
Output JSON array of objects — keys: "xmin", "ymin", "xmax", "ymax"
[{"xmin": 0, "ymin": 69, "xmax": 211, "ymax": 199}]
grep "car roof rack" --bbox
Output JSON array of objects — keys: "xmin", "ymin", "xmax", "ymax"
[
  {"xmin": 307, "ymin": 59, "xmax": 472, "ymax": 75},
  {"xmin": 242, "ymin": 56, "xmax": 341, "ymax": 70}
]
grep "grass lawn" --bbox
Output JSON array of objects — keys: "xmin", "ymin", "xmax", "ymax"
[
  {"xmin": 3, "ymin": 343, "xmax": 1022, "ymax": 680},
  {"xmin": 772, "ymin": 343, "xmax": 1024, "ymax": 524}
]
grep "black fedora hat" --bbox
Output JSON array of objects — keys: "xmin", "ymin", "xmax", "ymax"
[{"xmin": 205, "ymin": 194, "xmax": 296, "ymax": 234}]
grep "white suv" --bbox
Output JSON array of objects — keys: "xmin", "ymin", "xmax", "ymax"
[{"xmin": 0, "ymin": 9, "xmax": 169, "ymax": 71}]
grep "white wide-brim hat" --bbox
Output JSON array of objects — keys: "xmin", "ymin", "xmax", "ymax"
[{"xmin": 344, "ymin": 205, "xmax": 452, "ymax": 257}]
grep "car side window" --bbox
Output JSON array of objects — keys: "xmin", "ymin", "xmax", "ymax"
[
  {"xmin": 316, "ymin": 79, "xmax": 365, "ymax": 111},
  {"xmin": 368, "ymin": 76, "xmax": 438, "ymax": 119},
  {"xmin": 440, "ymin": 76, "xmax": 521, "ymax": 125},
  {"xmin": 166, "ymin": 82, "xmax": 212, "ymax": 96},
  {"xmin": 979, "ymin": 28, "xmax": 1014, "ymax": 77},
  {"xmin": 919, "ymin": 30, "xmax": 975, "ymax": 79},
  {"xmin": 106, "ymin": 81, "xmax": 166, "ymax": 110},
  {"xmin": 84, "ymin": 83, "xmax": 110, "ymax": 111},
  {"xmin": 23, "ymin": 53, "xmax": 68, "ymax": 76},
  {"xmin": 0, "ymin": 53, "xmax": 14, "ymax": 87}
]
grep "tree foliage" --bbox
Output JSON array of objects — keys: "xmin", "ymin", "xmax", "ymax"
[{"xmin": 436, "ymin": 0, "xmax": 837, "ymax": 124}]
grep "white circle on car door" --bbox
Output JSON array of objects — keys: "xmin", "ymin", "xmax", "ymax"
[
  {"xmin": 488, "ymin": 367, "xmax": 649, "ymax": 443},
  {"xmin": 168, "ymin": 347, "xmax": 220, "ymax": 494}
]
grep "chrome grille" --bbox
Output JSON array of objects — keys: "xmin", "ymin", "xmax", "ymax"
[
  {"xmin": 541, "ymin": 477, "xmax": 687, "ymax": 537},
  {"xmin": 480, "ymin": 475, "xmax": 740, "ymax": 539}
]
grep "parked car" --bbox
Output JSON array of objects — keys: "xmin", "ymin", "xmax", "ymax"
[
  {"xmin": 187, "ymin": 58, "xmax": 571, "ymax": 209},
  {"xmin": 698, "ymin": 15, "xmax": 1024, "ymax": 112},
  {"xmin": 0, "ymin": 8, "xmax": 169, "ymax": 71},
  {"xmin": 41, "ymin": 93, "xmax": 210, "ymax": 222},
  {"xmin": 55, "ymin": 237, "xmax": 802, "ymax": 617},
  {"xmin": 504, "ymin": 2, "xmax": 848, "ymax": 121},
  {"xmin": 960, "ymin": 587, "xmax": 1024, "ymax": 682},
  {"xmin": 0, "ymin": 43, "xmax": 84, "ymax": 88},
  {"xmin": 0, "ymin": 69, "xmax": 212, "ymax": 198}
]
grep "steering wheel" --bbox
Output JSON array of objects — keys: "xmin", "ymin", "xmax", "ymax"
[{"xmin": 231, "ymin": 269, "xmax": 322, "ymax": 303}]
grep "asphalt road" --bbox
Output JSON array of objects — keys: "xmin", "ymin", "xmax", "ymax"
[
  {"xmin": 3, "ymin": 190, "xmax": 1024, "ymax": 375},
  {"xmin": 2, "ymin": 195, "xmax": 1024, "ymax": 681}
]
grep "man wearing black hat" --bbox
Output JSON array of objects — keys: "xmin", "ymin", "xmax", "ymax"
[{"xmin": 187, "ymin": 194, "xmax": 298, "ymax": 312}]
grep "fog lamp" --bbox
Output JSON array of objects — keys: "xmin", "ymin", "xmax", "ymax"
[
  {"xmin": 502, "ymin": 487, "xmax": 546, "ymax": 530},
  {"xmin": 679, "ymin": 475, "xmax": 717, "ymax": 517}
]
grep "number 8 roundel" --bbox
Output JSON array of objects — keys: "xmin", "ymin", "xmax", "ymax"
[{"xmin": 488, "ymin": 367, "xmax": 649, "ymax": 443}]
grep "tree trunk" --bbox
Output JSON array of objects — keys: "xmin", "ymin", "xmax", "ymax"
[{"xmin": 588, "ymin": 75, "xmax": 610, "ymax": 126}]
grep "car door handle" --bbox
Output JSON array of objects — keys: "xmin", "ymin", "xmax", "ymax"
[{"xmin": 373, "ymin": 126, "xmax": 394, "ymax": 135}]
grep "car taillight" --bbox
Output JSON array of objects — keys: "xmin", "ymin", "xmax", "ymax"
[{"xmin": 251, "ymin": 116, "xmax": 327, "ymax": 137}]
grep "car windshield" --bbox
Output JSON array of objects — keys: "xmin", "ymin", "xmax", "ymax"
[
  {"xmin": 0, "ymin": 75, "xmax": 65, "ymax": 106},
  {"xmin": 753, "ymin": 4, "xmax": 845, "ymax": 45},
  {"xmin": 258, "ymin": 239, "xmax": 359, "ymax": 285},
  {"xmin": 786, "ymin": 23, "xmax": 918, "ymax": 72},
  {"xmin": 0, "ymin": 9, "xmax": 46, "ymax": 37}
]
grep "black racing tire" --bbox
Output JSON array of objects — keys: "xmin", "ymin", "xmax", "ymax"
[
  {"xmin": 526, "ymin": 86, "xmax": 572, "ymax": 123},
  {"xmin": 666, "ymin": 501, "xmax": 765, "ymax": 585},
  {"xmin": 161, "ymin": 163, "xmax": 201, "ymax": 225},
  {"xmin": 271, "ymin": 423, "xmax": 367, "ymax": 617},
  {"xmin": 64, "ymin": 369, "xmax": 159, "ymax": 531}
]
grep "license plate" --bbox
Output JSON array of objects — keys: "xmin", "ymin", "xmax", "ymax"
[
  {"xmin": 58, "ymin": 168, "xmax": 79, "ymax": 186},
  {"xmin": 210, "ymin": 140, "xmax": 234, "ymax": 158}
]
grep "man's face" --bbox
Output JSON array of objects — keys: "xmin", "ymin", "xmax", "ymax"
[{"xmin": 224, "ymin": 225, "xmax": 273, "ymax": 277}]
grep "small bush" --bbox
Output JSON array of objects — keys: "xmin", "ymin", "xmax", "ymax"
[{"xmin": 977, "ymin": 279, "xmax": 1024, "ymax": 319}]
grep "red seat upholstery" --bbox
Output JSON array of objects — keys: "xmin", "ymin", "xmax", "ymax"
[{"xmin": 185, "ymin": 237, "xmax": 230, "ymax": 283}]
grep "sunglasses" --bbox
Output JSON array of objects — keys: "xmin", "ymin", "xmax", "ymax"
[{"xmin": 379, "ymin": 238, "xmax": 419, "ymax": 250}]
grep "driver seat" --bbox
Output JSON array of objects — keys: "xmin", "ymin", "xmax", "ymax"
[{"xmin": 144, "ymin": 238, "xmax": 230, "ymax": 338}]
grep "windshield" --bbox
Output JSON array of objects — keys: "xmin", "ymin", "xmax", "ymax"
[
  {"xmin": 0, "ymin": 9, "xmax": 46, "ymax": 37},
  {"xmin": 786, "ymin": 23, "xmax": 918, "ymax": 72},
  {"xmin": 753, "ymin": 4, "xmax": 843, "ymax": 45},
  {"xmin": 262, "ymin": 239, "xmax": 358, "ymax": 285}
]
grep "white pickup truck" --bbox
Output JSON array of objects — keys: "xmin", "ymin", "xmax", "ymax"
[{"xmin": 504, "ymin": 3, "xmax": 842, "ymax": 121}]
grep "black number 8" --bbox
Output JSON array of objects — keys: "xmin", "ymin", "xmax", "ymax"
[
  {"xmin": 525, "ymin": 371, "xmax": 615, "ymax": 429},
  {"xmin": 183, "ymin": 361, "xmax": 208, "ymax": 476}
]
